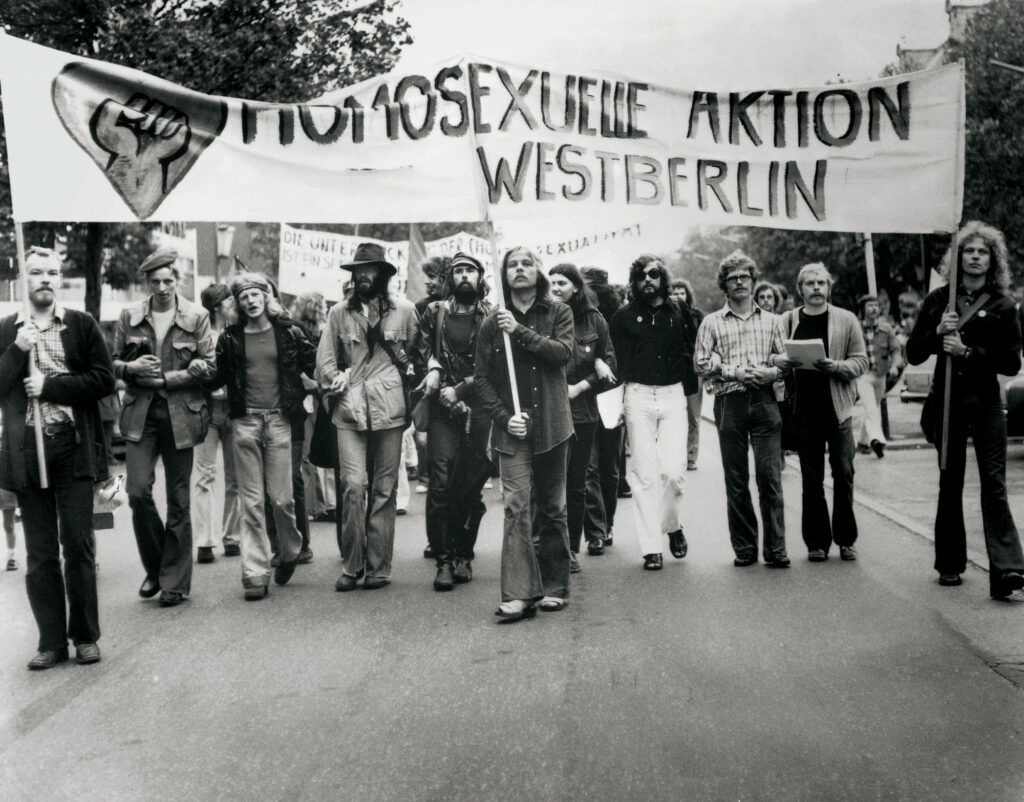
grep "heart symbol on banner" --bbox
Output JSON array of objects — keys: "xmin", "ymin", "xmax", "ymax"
[{"xmin": 51, "ymin": 61, "xmax": 228, "ymax": 219}]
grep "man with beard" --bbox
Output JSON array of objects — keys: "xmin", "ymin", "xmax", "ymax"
[
  {"xmin": 113, "ymin": 247, "xmax": 215, "ymax": 607},
  {"xmin": 0, "ymin": 247, "xmax": 114, "ymax": 669},
  {"xmin": 476, "ymin": 246, "xmax": 573, "ymax": 622},
  {"xmin": 695, "ymin": 251, "xmax": 789, "ymax": 569},
  {"xmin": 775, "ymin": 263, "xmax": 867, "ymax": 563},
  {"xmin": 416, "ymin": 253, "xmax": 493, "ymax": 591},
  {"xmin": 318, "ymin": 243, "xmax": 421, "ymax": 591},
  {"xmin": 610, "ymin": 255, "xmax": 698, "ymax": 571}
]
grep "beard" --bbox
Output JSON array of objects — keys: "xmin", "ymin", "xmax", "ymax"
[
  {"xmin": 355, "ymin": 279, "xmax": 377, "ymax": 301},
  {"xmin": 641, "ymin": 282, "xmax": 658, "ymax": 298},
  {"xmin": 453, "ymin": 281, "xmax": 477, "ymax": 304}
]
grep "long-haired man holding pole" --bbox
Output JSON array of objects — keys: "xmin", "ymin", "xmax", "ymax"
[
  {"xmin": 907, "ymin": 221, "xmax": 1024, "ymax": 598},
  {"xmin": 475, "ymin": 246, "xmax": 574, "ymax": 622},
  {"xmin": 0, "ymin": 247, "xmax": 114, "ymax": 669}
]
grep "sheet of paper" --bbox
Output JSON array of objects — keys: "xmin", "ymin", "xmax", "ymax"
[
  {"xmin": 784, "ymin": 339, "xmax": 827, "ymax": 369},
  {"xmin": 596, "ymin": 384, "xmax": 624, "ymax": 428}
]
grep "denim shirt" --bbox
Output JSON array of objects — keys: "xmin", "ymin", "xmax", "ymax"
[
  {"xmin": 112, "ymin": 294, "xmax": 214, "ymax": 449},
  {"xmin": 474, "ymin": 298, "xmax": 574, "ymax": 454}
]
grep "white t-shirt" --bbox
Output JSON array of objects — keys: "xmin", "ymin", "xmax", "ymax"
[{"xmin": 152, "ymin": 307, "xmax": 175, "ymax": 355}]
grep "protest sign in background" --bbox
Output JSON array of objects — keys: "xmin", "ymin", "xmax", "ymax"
[{"xmin": 0, "ymin": 33, "xmax": 963, "ymax": 234}]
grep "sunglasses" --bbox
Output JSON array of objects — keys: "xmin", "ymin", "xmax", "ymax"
[{"xmin": 641, "ymin": 268, "xmax": 662, "ymax": 278}]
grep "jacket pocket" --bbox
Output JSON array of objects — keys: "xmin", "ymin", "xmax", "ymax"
[
  {"xmin": 338, "ymin": 382, "xmax": 365, "ymax": 426},
  {"xmin": 172, "ymin": 337, "xmax": 198, "ymax": 363}
]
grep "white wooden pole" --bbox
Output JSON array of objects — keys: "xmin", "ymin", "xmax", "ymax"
[{"xmin": 485, "ymin": 221, "xmax": 522, "ymax": 417}]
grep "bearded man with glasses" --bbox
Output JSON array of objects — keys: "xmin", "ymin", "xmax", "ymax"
[
  {"xmin": 695, "ymin": 251, "xmax": 790, "ymax": 570},
  {"xmin": 610, "ymin": 254, "xmax": 698, "ymax": 571}
]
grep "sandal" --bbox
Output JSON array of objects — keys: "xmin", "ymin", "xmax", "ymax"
[
  {"xmin": 538, "ymin": 596, "xmax": 567, "ymax": 612},
  {"xmin": 494, "ymin": 600, "xmax": 537, "ymax": 623}
]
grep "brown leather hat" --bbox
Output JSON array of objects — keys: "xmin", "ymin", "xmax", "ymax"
[{"xmin": 341, "ymin": 242, "xmax": 397, "ymax": 278}]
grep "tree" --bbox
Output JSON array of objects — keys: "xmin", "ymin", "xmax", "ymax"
[
  {"xmin": 952, "ymin": 0, "xmax": 1024, "ymax": 281},
  {"xmin": 0, "ymin": 0, "xmax": 412, "ymax": 316}
]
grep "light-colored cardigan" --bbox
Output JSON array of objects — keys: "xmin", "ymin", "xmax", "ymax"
[{"xmin": 778, "ymin": 305, "xmax": 868, "ymax": 423}]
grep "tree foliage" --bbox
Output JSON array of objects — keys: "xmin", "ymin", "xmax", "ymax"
[
  {"xmin": 951, "ymin": 0, "xmax": 1024, "ymax": 278},
  {"xmin": 0, "ymin": 0, "xmax": 411, "ymax": 314}
]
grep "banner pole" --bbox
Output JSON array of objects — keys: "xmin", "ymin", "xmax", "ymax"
[
  {"xmin": 485, "ymin": 221, "xmax": 522, "ymax": 418},
  {"xmin": 14, "ymin": 222, "xmax": 49, "ymax": 489},
  {"xmin": 863, "ymin": 233, "xmax": 878, "ymax": 297},
  {"xmin": 939, "ymin": 227, "xmax": 959, "ymax": 471}
]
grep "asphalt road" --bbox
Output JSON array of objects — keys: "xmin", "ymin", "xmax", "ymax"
[{"xmin": 2, "ymin": 415, "xmax": 1024, "ymax": 801}]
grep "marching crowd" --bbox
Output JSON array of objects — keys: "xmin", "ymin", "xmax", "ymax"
[{"xmin": 5, "ymin": 220, "xmax": 1024, "ymax": 668}]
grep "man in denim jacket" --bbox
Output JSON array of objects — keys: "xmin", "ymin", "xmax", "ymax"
[
  {"xmin": 317, "ymin": 243, "xmax": 421, "ymax": 592},
  {"xmin": 112, "ymin": 247, "xmax": 214, "ymax": 607}
]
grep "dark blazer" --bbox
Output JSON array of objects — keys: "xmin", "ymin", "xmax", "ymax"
[
  {"xmin": 907, "ymin": 283, "xmax": 1022, "ymax": 405},
  {"xmin": 0, "ymin": 308, "xmax": 115, "ymax": 491}
]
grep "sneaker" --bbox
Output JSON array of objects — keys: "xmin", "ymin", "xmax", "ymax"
[
  {"xmin": 839, "ymin": 545, "xmax": 857, "ymax": 561},
  {"xmin": 808, "ymin": 549, "xmax": 828, "ymax": 562},
  {"xmin": 569, "ymin": 553, "xmax": 581, "ymax": 573},
  {"xmin": 197, "ymin": 546, "xmax": 215, "ymax": 564}
]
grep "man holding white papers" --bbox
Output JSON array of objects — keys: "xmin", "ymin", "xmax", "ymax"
[
  {"xmin": 775, "ymin": 264, "xmax": 867, "ymax": 563},
  {"xmin": 696, "ymin": 251, "xmax": 789, "ymax": 569}
]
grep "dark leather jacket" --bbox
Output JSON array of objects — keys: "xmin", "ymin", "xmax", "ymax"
[{"xmin": 211, "ymin": 317, "xmax": 317, "ymax": 421}]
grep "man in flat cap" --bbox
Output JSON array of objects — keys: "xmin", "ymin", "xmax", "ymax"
[
  {"xmin": 112, "ymin": 247, "xmax": 215, "ymax": 607},
  {"xmin": 317, "ymin": 242, "xmax": 421, "ymax": 591},
  {"xmin": 0, "ymin": 247, "xmax": 114, "ymax": 669},
  {"xmin": 416, "ymin": 252, "xmax": 494, "ymax": 591}
]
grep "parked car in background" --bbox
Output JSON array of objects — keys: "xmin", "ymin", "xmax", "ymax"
[{"xmin": 899, "ymin": 355, "xmax": 935, "ymax": 402}]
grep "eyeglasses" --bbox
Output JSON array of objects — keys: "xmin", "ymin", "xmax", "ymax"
[
  {"xmin": 642, "ymin": 268, "xmax": 662, "ymax": 278},
  {"xmin": 725, "ymin": 274, "xmax": 752, "ymax": 284}
]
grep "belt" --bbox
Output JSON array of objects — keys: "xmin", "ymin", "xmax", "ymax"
[
  {"xmin": 245, "ymin": 408, "xmax": 282, "ymax": 416},
  {"xmin": 41, "ymin": 422, "xmax": 74, "ymax": 437}
]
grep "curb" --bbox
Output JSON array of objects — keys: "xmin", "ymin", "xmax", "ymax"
[{"xmin": 700, "ymin": 410, "xmax": 991, "ymax": 574}]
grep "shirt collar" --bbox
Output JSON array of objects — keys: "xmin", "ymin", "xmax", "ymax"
[
  {"xmin": 16, "ymin": 302, "xmax": 66, "ymax": 325},
  {"xmin": 722, "ymin": 302, "xmax": 763, "ymax": 320}
]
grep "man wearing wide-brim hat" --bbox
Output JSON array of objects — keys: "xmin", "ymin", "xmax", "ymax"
[
  {"xmin": 112, "ymin": 246, "xmax": 215, "ymax": 607},
  {"xmin": 316, "ymin": 242, "xmax": 422, "ymax": 591}
]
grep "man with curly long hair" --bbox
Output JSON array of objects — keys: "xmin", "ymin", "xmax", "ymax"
[{"xmin": 907, "ymin": 221, "xmax": 1024, "ymax": 598}]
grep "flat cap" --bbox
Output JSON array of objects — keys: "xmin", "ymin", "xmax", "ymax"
[{"xmin": 139, "ymin": 247, "xmax": 178, "ymax": 275}]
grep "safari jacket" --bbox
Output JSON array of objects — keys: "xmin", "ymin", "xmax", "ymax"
[
  {"xmin": 316, "ymin": 294, "xmax": 421, "ymax": 432},
  {"xmin": 112, "ymin": 294, "xmax": 215, "ymax": 449}
]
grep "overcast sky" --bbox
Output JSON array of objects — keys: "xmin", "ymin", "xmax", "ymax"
[{"xmin": 397, "ymin": 0, "xmax": 950, "ymax": 88}]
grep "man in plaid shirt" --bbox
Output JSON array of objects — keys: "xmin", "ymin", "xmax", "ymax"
[{"xmin": 695, "ymin": 251, "xmax": 790, "ymax": 569}]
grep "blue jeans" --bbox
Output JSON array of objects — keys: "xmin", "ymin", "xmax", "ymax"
[
  {"xmin": 713, "ymin": 389, "xmax": 787, "ymax": 561},
  {"xmin": 796, "ymin": 406, "xmax": 857, "ymax": 552},
  {"xmin": 337, "ymin": 426, "xmax": 404, "ymax": 581},
  {"xmin": 935, "ymin": 395, "xmax": 1024, "ymax": 592},
  {"xmin": 126, "ymin": 396, "xmax": 194, "ymax": 596},
  {"xmin": 498, "ymin": 438, "xmax": 570, "ymax": 602},
  {"xmin": 192, "ymin": 397, "xmax": 241, "ymax": 549},
  {"xmin": 232, "ymin": 411, "xmax": 302, "ymax": 588}
]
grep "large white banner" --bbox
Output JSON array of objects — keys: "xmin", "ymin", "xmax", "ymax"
[{"xmin": 0, "ymin": 32, "xmax": 964, "ymax": 233}]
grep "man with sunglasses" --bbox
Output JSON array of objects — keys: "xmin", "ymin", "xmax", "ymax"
[
  {"xmin": 610, "ymin": 254, "xmax": 698, "ymax": 571},
  {"xmin": 695, "ymin": 251, "xmax": 790, "ymax": 569}
]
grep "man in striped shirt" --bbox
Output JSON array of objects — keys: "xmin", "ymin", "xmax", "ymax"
[{"xmin": 695, "ymin": 251, "xmax": 790, "ymax": 569}]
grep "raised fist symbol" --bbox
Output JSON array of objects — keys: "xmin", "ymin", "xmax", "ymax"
[
  {"xmin": 52, "ymin": 61, "xmax": 228, "ymax": 219},
  {"xmin": 91, "ymin": 93, "xmax": 191, "ymax": 210}
]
